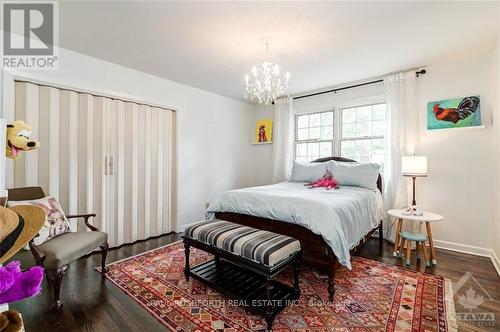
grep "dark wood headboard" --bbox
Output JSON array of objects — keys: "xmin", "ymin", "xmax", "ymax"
[{"xmin": 311, "ymin": 157, "xmax": 383, "ymax": 193}]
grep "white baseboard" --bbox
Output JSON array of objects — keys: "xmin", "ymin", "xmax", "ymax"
[
  {"xmin": 433, "ymin": 239, "xmax": 492, "ymax": 257},
  {"xmin": 491, "ymin": 250, "xmax": 500, "ymax": 277},
  {"xmin": 433, "ymin": 239, "xmax": 500, "ymax": 277}
]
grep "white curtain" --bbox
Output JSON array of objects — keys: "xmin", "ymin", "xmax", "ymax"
[
  {"xmin": 383, "ymin": 71, "xmax": 419, "ymax": 241},
  {"xmin": 272, "ymin": 97, "xmax": 294, "ymax": 183}
]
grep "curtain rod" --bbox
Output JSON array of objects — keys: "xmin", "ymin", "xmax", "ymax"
[{"xmin": 292, "ymin": 69, "xmax": 426, "ymax": 101}]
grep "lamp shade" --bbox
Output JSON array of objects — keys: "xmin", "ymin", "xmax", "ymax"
[{"xmin": 402, "ymin": 156, "xmax": 427, "ymax": 177}]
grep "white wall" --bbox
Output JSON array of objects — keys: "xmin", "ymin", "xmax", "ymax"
[
  {"xmin": 1, "ymin": 47, "xmax": 255, "ymax": 230},
  {"xmin": 417, "ymin": 54, "xmax": 495, "ymax": 254},
  {"xmin": 492, "ymin": 16, "xmax": 500, "ymax": 271}
]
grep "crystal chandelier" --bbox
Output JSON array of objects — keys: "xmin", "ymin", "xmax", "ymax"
[{"xmin": 244, "ymin": 38, "xmax": 290, "ymax": 105}]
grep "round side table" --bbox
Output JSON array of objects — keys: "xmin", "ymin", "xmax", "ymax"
[{"xmin": 387, "ymin": 209, "xmax": 444, "ymax": 265}]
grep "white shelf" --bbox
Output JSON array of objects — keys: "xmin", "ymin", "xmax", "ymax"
[{"xmin": 250, "ymin": 142, "xmax": 272, "ymax": 145}]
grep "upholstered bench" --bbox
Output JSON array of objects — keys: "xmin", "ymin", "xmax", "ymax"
[{"xmin": 182, "ymin": 219, "xmax": 301, "ymax": 329}]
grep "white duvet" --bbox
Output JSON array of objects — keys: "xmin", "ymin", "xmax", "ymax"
[{"xmin": 206, "ymin": 182, "xmax": 384, "ymax": 269}]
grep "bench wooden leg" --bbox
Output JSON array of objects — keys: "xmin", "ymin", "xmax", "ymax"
[
  {"xmin": 184, "ymin": 242, "xmax": 190, "ymax": 281},
  {"xmin": 293, "ymin": 258, "xmax": 300, "ymax": 293},
  {"xmin": 265, "ymin": 277, "xmax": 274, "ymax": 331}
]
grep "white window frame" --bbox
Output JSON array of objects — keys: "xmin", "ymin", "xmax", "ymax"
[
  {"xmin": 339, "ymin": 102, "xmax": 387, "ymax": 163},
  {"xmin": 294, "ymin": 110, "xmax": 335, "ymax": 162},
  {"xmin": 293, "ymin": 95, "xmax": 386, "ymax": 162}
]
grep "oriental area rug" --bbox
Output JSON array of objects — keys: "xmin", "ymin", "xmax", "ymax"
[{"xmin": 100, "ymin": 241, "xmax": 457, "ymax": 331}]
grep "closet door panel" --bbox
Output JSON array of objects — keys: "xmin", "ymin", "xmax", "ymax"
[
  {"xmin": 12, "ymin": 81, "xmax": 175, "ymax": 248},
  {"xmin": 48, "ymin": 87, "xmax": 60, "ymax": 198},
  {"xmin": 68, "ymin": 91, "xmax": 79, "ymax": 216},
  {"xmin": 116, "ymin": 100, "xmax": 126, "ymax": 246},
  {"xmin": 77, "ymin": 94, "xmax": 89, "ymax": 224},
  {"xmin": 149, "ymin": 109, "xmax": 159, "ymax": 236},
  {"xmin": 162, "ymin": 110, "xmax": 174, "ymax": 232},
  {"xmin": 122, "ymin": 102, "xmax": 134, "ymax": 243},
  {"xmin": 85, "ymin": 94, "xmax": 95, "ymax": 215},
  {"xmin": 37, "ymin": 87, "xmax": 50, "ymax": 193},
  {"xmin": 136, "ymin": 105, "xmax": 146, "ymax": 240},
  {"xmin": 155, "ymin": 108, "xmax": 164, "ymax": 235},
  {"xmin": 130, "ymin": 103, "xmax": 139, "ymax": 242},
  {"xmin": 143, "ymin": 106, "xmax": 152, "ymax": 239},
  {"xmin": 13, "ymin": 83, "xmax": 27, "ymax": 187},
  {"xmin": 93, "ymin": 97, "xmax": 105, "ymax": 231},
  {"xmin": 59, "ymin": 91, "xmax": 71, "ymax": 215}
]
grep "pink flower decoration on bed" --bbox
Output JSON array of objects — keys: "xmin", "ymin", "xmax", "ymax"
[{"xmin": 305, "ymin": 171, "xmax": 339, "ymax": 190}]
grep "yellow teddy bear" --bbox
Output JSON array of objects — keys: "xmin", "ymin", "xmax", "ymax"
[{"xmin": 6, "ymin": 120, "xmax": 40, "ymax": 160}]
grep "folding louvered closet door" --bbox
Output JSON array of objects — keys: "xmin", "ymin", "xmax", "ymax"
[{"xmin": 13, "ymin": 81, "xmax": 175, "ymax": 247}]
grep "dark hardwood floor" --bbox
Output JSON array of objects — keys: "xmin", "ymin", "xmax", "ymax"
[{"xmin": 8, "ymin": 234, "xmax": 500, "ymax": 332}]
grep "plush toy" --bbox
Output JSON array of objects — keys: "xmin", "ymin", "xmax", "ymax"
[
  {"xmin": 0, "ymin": 261, "xmax": 43, "ymax": 305},
  {"xmin": 6, "ymin": 120, "xmax": 40, "ymax": 160},
  {"xmin": 0, "ymin": 309, "xmax": 24, "ymax": 332},
  {"xmin": 305, "ymin": 171, "xmax": 339, "ymax": 190}
]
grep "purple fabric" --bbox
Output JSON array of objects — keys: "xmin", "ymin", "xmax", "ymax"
[{"xmin": 0, "ymin": 261, "xmax": 44, "ymax": 304}]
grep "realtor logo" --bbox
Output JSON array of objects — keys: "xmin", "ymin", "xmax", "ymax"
[
  {"xmin": 1, "ymin": 1, "xmax": 58, "ymax": 69},
  {"xmin": 454, "ymin": 271, "xmax": 496, "ymax": 328}
]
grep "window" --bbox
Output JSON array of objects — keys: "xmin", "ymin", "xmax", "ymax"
[
  {"xmin": 340, "ymin": 103, "xmax": 386, "ymax": 166},
  {"xmin": 295, "ymin": 111, "xmax": 334, "ymax": 163},
  {"xmin": 294, "ymin": 102, "xmax": 387, "ymax": 167}
]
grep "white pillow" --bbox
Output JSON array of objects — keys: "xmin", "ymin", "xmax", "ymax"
[
  {"xmin": 7, "ymin": 196, "xmax": 74, "ymax": 247},
  {"xmin": 290, "ymin": 161, "xmax": 327, "ymax": 182},
  {"xmin": 327, "ymin": 161, "xmax": 380, "ymax": 190}
]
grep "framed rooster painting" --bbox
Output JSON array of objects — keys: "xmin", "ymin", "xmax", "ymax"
[{"xmin": 427, "ymin": 95, "xmax": 481, "ymax": 130}]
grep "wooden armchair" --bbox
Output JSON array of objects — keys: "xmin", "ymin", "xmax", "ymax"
[{"xmin": 7, "ymin": 186, "xmax": 109, "ymax": 311}]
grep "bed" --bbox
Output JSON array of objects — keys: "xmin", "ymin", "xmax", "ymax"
[{"xmin": 207, "ymin": 157, "xmax": 384, "ymax": 300}]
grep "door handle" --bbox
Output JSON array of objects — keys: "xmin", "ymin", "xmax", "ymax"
[
  {"xmin": 104, "ymin": 156, "xmax": 108, "ymax": 175},
  {"xmin": 109, "ymin": 156, "xmax": 113, "ymax": 175}
]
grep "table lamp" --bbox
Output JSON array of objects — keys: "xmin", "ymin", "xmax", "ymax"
[{"xmin": 402, "ymin": 156, "xmax": 427, "ymax": 206}]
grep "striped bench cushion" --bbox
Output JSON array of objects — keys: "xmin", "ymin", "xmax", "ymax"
[{"xmin": 184, "ymin": 220, "xmax": 301, "ymax": 267}]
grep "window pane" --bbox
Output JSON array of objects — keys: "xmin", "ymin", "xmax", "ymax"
[
  {"xmin": 342, "ymin": 123, "xmax": 356, "ymax": 138},
  {"xmin": 308, "ymin": 142, "xmax": 319, "ymax": 156},
  {"xmin": 296, "ymin": 143, "xmax": 307, "ymax": 157},
  {"xmin": 321, "ymin": 112, "xmax": 333, "ymax": 126},
  {"xmin": 372, "ymin": 120, "xmax": 385, "ymax": 136},
  {"xmin": 356, "ymin": 121, "xmax": 372, "ymax": 137},
  {"xmin": 297, "ymin": 115, "xmax": 308, "ymax": 128},
  {"xmin": 309, "ymin": 113, "xmax": 321, "ymax": 127},
  {"xmin": 357, "ymin": 106, "xmax": 372, "ymax": 121},
  {"xmin": 356, "ymin": 139, "xmax": 371, "ymax": 155},
  {"xmin": 341, "ymin": 140, "xmax": 355, "ymax": 158},
  {"xmin": 320, "ymin": 142, "xmax": 332, "ymax": 157},
  {"xmin": 296, "ymin": 156, "xmax": 308, "ymax": 163},
  {"xmin": 372, "ymin": 138, "xmax": 385, "ymax": 155},
  {"xmin": 343, "ymin": 108, "xmax": 356, "ymax": 123},
  {"xmin": 297, "ymin": 128, "xmax": 308, "ymax": 140},
  {"xmin": 373, "ymin": 104, "xmax": 386, "ymax": 120},
  {"xmin": 309, "ymin": 127, "xmax": 321, "ymax": 139},
  {"xmin": 321, "ymin": 126, "xmax": 333, "ymax": 139}
]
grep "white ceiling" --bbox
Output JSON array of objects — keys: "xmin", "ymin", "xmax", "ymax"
[{"xmin": 59, "ymin": 1, "xmax": 499, "ymax": 101}]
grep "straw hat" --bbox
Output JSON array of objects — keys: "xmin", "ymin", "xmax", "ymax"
[{"xmin": 0, "ymin": 205, "xmax": 45, "ymax": 264}]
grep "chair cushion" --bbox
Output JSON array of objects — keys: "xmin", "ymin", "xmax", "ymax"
[
  {"xmin": 38, "ymin": 231, "xmax": 107, "ymax": 269},
  {"xmin": 185, "ymin": 220, "xmax": 301, "ymax": 267}
]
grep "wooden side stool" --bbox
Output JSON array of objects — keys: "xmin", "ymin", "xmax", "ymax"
[{"xmin": 398, "ymin": 231, "xmax": 430, "ymax": 267}]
